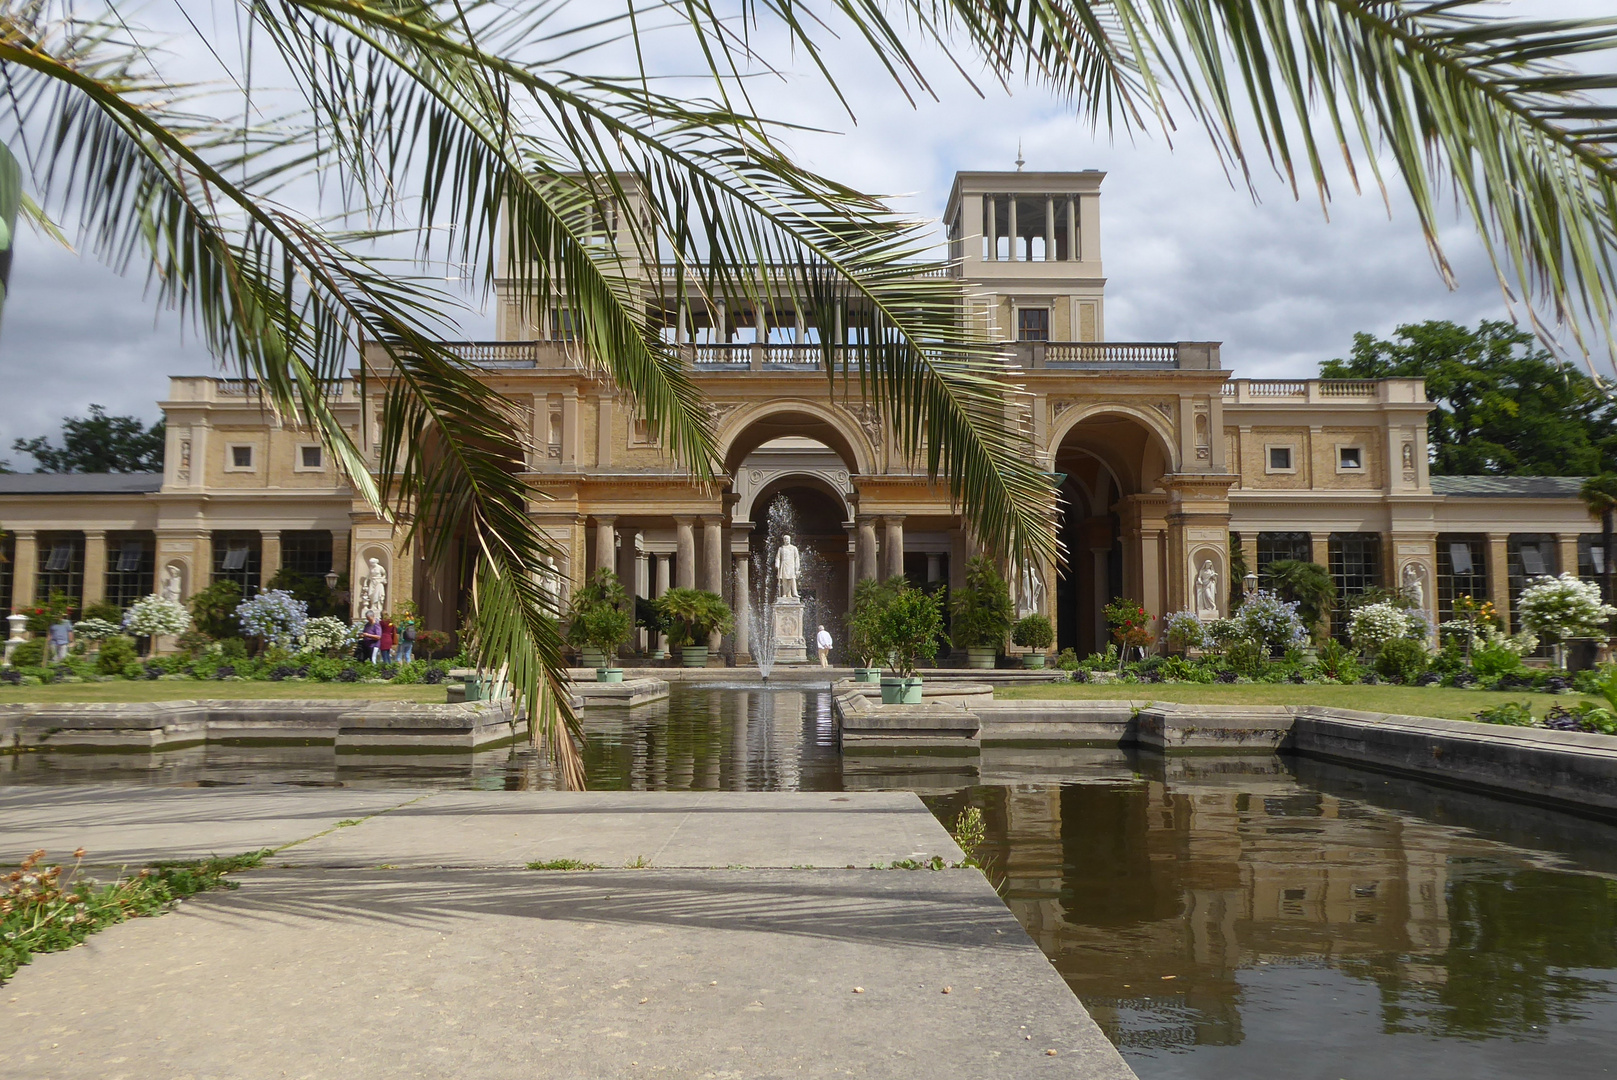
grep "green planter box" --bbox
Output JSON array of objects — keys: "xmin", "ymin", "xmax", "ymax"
[
  {"xmin": 1022, "ymin": 653, "xmax": 1046, "ymax": 669},
  {"xmin": 579, "ymin": 647, "xmax": 606, "ymax": 669},
  {"xmin": 596, "ymin": 667, "xmax": 624, "ymax": 683},
  {"xmin": 681, "ymin": 646, "xmax": 709, "ymax": 668},
  {"xmin": 854, "ymin": 667, "xmax": 882, "ymax": 684},
  {"xmin": 880, "ymin": 676, "xmax": 923, "ymax": 704},
  {"xmin": 966, "ymin": 646, "xmax": 996, "ymax": 669}
]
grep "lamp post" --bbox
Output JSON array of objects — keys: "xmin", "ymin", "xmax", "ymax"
[{"xmin": 1243, "ymin": 570, "xmax": 1258, "ymax": 599}]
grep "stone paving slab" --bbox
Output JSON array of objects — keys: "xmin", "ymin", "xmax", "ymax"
[
  {"xmin": 0, "ymin": 786, "xmax": 424, "ymax": 867},
  {"xmin": 1, "ymin": 867, "xmax": 1134, "ymax": 1080},
  {"xmin": 281, "ymin": 790, "xmax": 964, "ymax": 869}
]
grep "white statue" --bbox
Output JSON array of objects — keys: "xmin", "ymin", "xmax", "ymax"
[
  {"xmin": 1017, "ymin": 562, "xmax": 1045, "ymax": 619},
  {"xmin": 1402, "ymin": 563, "xmax": 1426, "ymax": 612},
  {"xmin": 775, "ymin": 534, "xmax": 801, "ymax": 601},
  {"xmin": 537, "ymin": 555, "xmax": 560, "ymax": 611},
  {"xmin": 361, "ymin": 557, "xmax": 388, "ymax": 618},
  {"xmin": 1195, "ymin": 559, "xmax": 1220, "ymax": 616},
  {"xmin": 160, "ymin": 563, "xmax": 183, "ymax": 603}
]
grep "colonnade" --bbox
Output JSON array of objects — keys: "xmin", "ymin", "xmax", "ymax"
[{"xmin": 982, "ymin": 193, "xmax": 1082, "ymax": 263}]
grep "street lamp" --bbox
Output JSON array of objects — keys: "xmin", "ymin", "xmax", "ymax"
[
  {"xmin": 1243, "ymin": 570, "xmax": 1258, "ymax": 598},
  {"xmin": 324, "ymin": 570, "xmax": 339, "ymax": 590}
]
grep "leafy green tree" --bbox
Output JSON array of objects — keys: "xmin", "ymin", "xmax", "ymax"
[
  {"xmin": 1321, "ymin": 321, "xmax": 1617, "ymax": 476},
  {"xmin": 8, "ymin": 1, "xmax": 1617, "ymax": 785},
  {"xmin": 13, "ymin": 405, "xmax": 165, "ymax": 474},
  {"xmin": 1262, "ymin": 560, "xmax": 1337, "ymax": 643},
  {"xmin": 188, "ymin": 581, "xmax": 244, "ymax": 640}
]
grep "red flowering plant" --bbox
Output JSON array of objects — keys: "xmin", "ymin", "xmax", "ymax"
[
  {"xmin": 21, "ymin": 591, "xmax": 76, "ymax": 635},
  {"xmin": 1105, "ymin": 597, "xmax": 1154, "ymax": 665}
]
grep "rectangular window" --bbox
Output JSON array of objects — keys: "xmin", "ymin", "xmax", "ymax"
[
  {"xmin": 1507, "ymin": 534, "xmax": 1558, "ymax": 633},
  {"xmin": 1579, "ymin": 535, "xmax": 1606, "ymax": 582},
  {"xmin": 35, "ymin": 532, "xmax": 85, "ymax": 608},
  {"xmin": 1257, "ymin": 532, "xmax": 1312, "ymax": 576},
  {"xmin": 1437, "ymin": 534, "xmax": 1487, "ymax": 624},
  {"xmin": 1329, "ymin": 532, "xmax": 1383, "ymax": 639},
  {"xmin": 1338, "ymin": 446, "xmax": 1363, "ymax": 470},
  {"xmin": 227, "ymin": 444, "xmax": 255, "ymax": 471},
  {"xmin": 0, "ymin": 532, "xmax": 14, "ymax": 614},
  {"xmin": 104, "ymin": 533, "xmax": 154, "ymax": 610},
  {"xmin": 212, "ymin": 532, "xmax": 262, "ymax": 597},
  {"xmin": 1016, "ymin": 307, "xmax": 1050, "ymax": 342},
  {"xmin": 1267, "ymin": 446, "xmax": 1294, "ymax": 472},
  {"xmin": 280, "ymin": 531, "xmax": 334, "ymax": 578},
  {"xmin": 299, "ymin": 445, "xmax": 323, "ymax": 469},
  {"xmin": 549, "ymin": 309, "xmax": 578, "ymax": 342}
]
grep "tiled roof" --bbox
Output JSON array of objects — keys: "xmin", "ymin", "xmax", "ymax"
[
  {"xmin": 1430, "ymin": 475, "xmax": 1587, "ymax": 498},
  {"xmin": 0, "ymin": 472, "xmax": 163, "ymax": 495}
]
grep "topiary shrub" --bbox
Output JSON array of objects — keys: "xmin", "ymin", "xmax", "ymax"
[
  {"xmin": 97, "ymin": 635, "xmax": 138, "ymax": 675},
  {"xmin": 1374, "ymin": 637, "xmax": 1430, "ymax": 684},
  {"xmin": 9, "ymin": 639, "xmax": 45, "ymax": 668},
  {"xmin": 1011, "ymin": 613, "xmax": 1054, "ymax": 652}
]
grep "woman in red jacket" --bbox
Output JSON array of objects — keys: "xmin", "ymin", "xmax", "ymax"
[{"xmin": 379, "ymin": 617, "xmax": 396, "ymax": 664}]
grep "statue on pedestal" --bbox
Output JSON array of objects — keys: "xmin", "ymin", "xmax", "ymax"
[
  {"xmin": 361, "ymin": 557, "xmax": 388, "ymax": 618},
  {"xmin": 1195, "ymin": 559, "xmax": 1220, "ymax": 617},
  {"xmin": 1017, "ymin": 562, "xmax": 1045, "ymax": 619},
  {"xmin": 775, "ymin": 534, "xmax": 800, "ymax": 601}
]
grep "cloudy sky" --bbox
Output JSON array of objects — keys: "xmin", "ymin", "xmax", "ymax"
[{"xmin": 0, "ymin": 1, "xmax": 1599, "ymax": 464}]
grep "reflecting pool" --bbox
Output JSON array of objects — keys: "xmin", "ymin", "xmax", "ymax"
[{"xmin": 6, "ymin": 683, "xmax": 1617, "ymax": 1078}]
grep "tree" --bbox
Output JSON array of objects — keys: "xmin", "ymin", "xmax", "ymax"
[
  {"xmin": 6, "ymin": 2, "xmax": 1617, "ymax": 787},
  {"xmin": 13, "ymin": 405, "xmax": 165, "ymax": 473},
  {"xmin": 1262, "ymin": 560, "xmax": 1337, "ymax": 643},
  {"xmin": 1321, "ymin": 322, "xmax": 1617, "ymax": 476}
]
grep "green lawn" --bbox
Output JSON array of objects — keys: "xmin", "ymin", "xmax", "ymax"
[
  {"xmin": 993, "ymin": 681, "xmax": 1593, "ymax": 722},
  {"xmin": 0, "ymin": 681, "xmax": 447, "ymax": 704}
]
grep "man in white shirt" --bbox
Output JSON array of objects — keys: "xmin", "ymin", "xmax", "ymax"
[{"xmin": 815, "ymin": 625, "xmax": 833, "ymax": 667}]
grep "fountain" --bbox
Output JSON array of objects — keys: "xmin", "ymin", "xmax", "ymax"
[{"xmin": 749, "ymin": 495, "xmax": 827, "ymax": 678}]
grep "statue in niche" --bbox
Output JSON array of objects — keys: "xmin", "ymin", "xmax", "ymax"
[
  {"xmin": 1402, "ymin": 563, "xmax": 1427, "ymax": 612},
  {"xmin": 160, "ymin": 563, "xmax": 183, "ymax": 603},
  {"xmin": 1195, "ymin": 559, "xmax": 1220, "ymax": 617},
  {"xmin": 1017, "ymin": 562, "xmax": 1045, "ymax": 619},
  {"xmin": 361, "ymin": 557, "xmax": 388, "ymax": 618},
  {"xmin": 775, "ymin": 534, "xmax": 801, "ymax": 602},
  {"xmin": 537, "ymin": 555, "xmax": 560, "ymax": 612},
  {"xmin": 1402, "ymin": 443, "xmax": 1416, "ymax": 470}
]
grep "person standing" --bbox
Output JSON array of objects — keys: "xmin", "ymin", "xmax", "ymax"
[
  {"xmin": 47, "ymin": 615, "xmax": 74, "ymax": 662},
  {"xmin": 378, "ymin": 617, "xmax": 396, "ymax": 664},
  {"xmin": 361, "ymin": 617, "xmax": 382, "ymax": 663},
  {"xmin": 815, "ymin": 624, "xmax": 833, "ymax": 667},
  {"xmin": 396, "ymin": 618, "xmax": 416, "ymax": 664}
]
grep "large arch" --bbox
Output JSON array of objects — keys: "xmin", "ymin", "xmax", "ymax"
[
  {"xmin": 717, "ymin": 401, "xmax": 876, "ymax": 477},
  {"xmin": 1052, "ymin": 409, "xmax": 1175, "ymax": 655}
]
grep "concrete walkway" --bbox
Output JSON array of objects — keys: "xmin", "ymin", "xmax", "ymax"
[{"xmin": 0, "ymin": 788, "xmax": 1136, "ymax": 1079}]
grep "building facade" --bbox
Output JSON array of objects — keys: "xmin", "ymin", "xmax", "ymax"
[{"xmin": 0, "ymin": 169, "xmax": 1600, "ymax": 656}]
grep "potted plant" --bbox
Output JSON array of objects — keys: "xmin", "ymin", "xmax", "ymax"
[
  {"xmin": 654, "ymin": 587, "xmax": 734, "ymax": 668},
  {"xmin": 950, "ymin": 556, "xmax": 1012, "ymax": 669},
  {"xmin": 566, "ymin": 569, "xmax": 633, "ymax": 680},
  {"xmin": 878, "ymin": 583, "xmax": 942, "ymax": 704},
  {"xmin": 846, "ymin": 578, "xmax": 899, "ymax": 683},
  {"xmin": 1010, "ymin": 613, "xmax": 1053, "ymax": 668}
]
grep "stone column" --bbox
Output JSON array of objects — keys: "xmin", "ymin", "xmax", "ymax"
[
  {"xmin": 1486, "ymin": 532, "xmax": 1512, "ymax": 628},
  {"xmin": 856, "ymin": 516, "xmax": 879, "ymax": 582},
  {"xmin": 654, "ymin": 552, "xmax": 671, "ymax": 656},
  {"xmin": 1044, "ymin": 196, "xmax": 1055, "ymax": 261},
  {"xmin": 560, "ymin": 388, "xmax": 579, "ymax": 465},
  {"xmin": 702, "ymin": 517, "xmax": 724, "ymax": 650},
  {"xmin": 1558, "ymin": 533, "xmax": 1581, "ymax": 579},
  {"xmin": 1066, "ymin": 197, "xmax": 1078, "ymax": 261},
  {"xmin": 984, "ymin": 194, "xmax": 996, "ymax": 260},
  {"xmin": 260, "ymin": 530, "xmax": 283, "ymax": 581},
  {"xmin": 593, "ymin": 516, "xmax": 616, "ymax": 579},
  {"xmin": 11, "ymin": 530, "xmax": 36, "ymax": 609},
  {"xmin": 674, "ymin": 517, "xmax": 697, "ymax": 589},
  {"xmin": 619, "ymin": 528, "xmax": 643, "ymax": 650},
  {"xmin": 882, "ymin": 516, "xmax": 905, "ymax": 581},
  {"xmin": 845, "ymin": 525, "xmax": 859, "ymax": 611},
  {"xmin": 1007, "ymin": 196, "xmax": 1019, "ymax": 261},
  {"xmin": 733, "ymin": 554, "xmax": 751, "ymax": 663},
  {"xmin": 82, "ymin": 530, "xmax": 107, "ymax": 607}
]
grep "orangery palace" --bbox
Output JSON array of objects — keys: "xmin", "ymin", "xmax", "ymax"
[{"xmin": 0, "ymin": 169, "xmax": 1599, "ymax": 660}]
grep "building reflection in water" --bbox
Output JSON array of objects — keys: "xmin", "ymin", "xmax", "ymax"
[
  {"xmin": 579, "ymin": 686, "xmax": 842, "ymax": 792},
  {"xmin": 928, "ymin": 753, "xmax": 1617, "ymax": 1067}
]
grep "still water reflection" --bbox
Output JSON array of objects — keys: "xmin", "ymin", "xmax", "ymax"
[{"xmin": 6, "ymin": 684, "xmax": 1617, "ymax": 1077}]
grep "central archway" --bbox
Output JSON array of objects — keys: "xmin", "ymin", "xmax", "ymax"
[{"xmin": 1051, "ymin": 409, "xmax": 1175, "ymax": 655}]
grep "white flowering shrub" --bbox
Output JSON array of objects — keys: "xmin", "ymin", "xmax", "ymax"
[
  {"xmin": 74, "ymin": 617, "xmax": 124, "ymax": 642},
  {"xmin": 1234, "ymin": 590, "xmax": 1307, "ymax": 651},
  {"xmin": 1478, "ymin": 623, "xmax": 1539, "ymax": 656},
  {"xmin": 1160, "ymin": 610, "xmax": 1208, "ymax": 651},
  {"xmin": 300, "ymin": 616, "xmax": 360, "ymax": 656},
  {"xmin": 236, "ymin": 590, "xmax": 308, "ymax": 647},
  {"xmin": 123, "ymin": 595, "xmax": 192, "ymax": 637},
  {"xmin": 1349, "ymin": 602, "xmax": 1422, "ymax": 654},
  {"xmin": 1517, "ymin": 573, "xmax": 1617, "ymax": 641}
]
